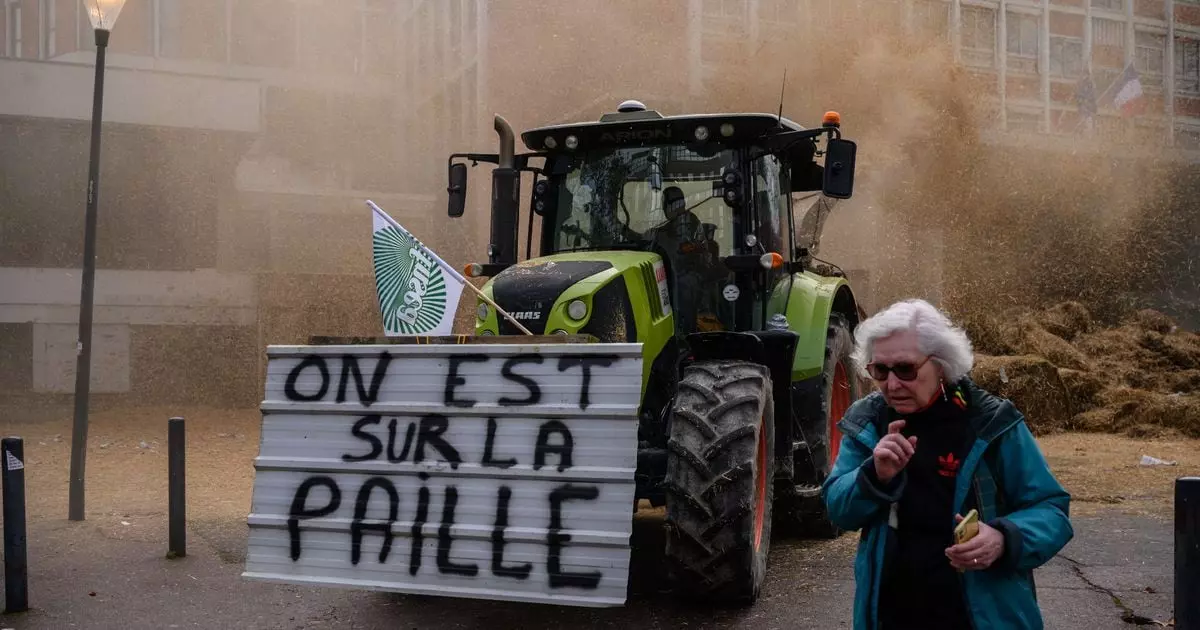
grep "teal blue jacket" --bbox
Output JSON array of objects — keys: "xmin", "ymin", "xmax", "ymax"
[{"xmin": 821, "ymin": 379, "xmax": 1074, "ymax": 630}]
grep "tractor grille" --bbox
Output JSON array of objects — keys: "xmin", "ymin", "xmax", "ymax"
[
  {"xmin": 638, "ymin": 261, "xmax": 664, "ymax": 320},
  {"xmin": 579, "ymin": 276, "xmax": 637, "ymax": 343}
]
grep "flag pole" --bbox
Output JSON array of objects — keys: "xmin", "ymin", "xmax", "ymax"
[
  {"xmin": 367, "ymin": 201, "xmax": 534, "ymax": 336},
  {"xmin": 1072, "ymin": 61, "xmax": 1134, "ymax": 134}
]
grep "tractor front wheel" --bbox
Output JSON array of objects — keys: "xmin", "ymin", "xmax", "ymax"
[{"xmin": 663, "ymin": 360, "xmax": 775, "ymax": 606}]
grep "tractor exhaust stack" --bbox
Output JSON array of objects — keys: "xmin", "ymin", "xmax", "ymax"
[{"xmin": 489, "ymin": 115, "xmax": 519, "ymax": 266}]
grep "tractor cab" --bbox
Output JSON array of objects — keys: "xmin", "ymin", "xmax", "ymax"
[{"xmin": 447, "ymin": 100, "xmax": 857, "ymax": 341}]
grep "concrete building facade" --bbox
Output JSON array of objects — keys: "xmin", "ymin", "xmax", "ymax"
[
  {"xmin": 2, "ymin": 0, "xmax": 1195, "ymax": 407},
  {"xmin": 0, "ymin": 0, "xmax": 427, "ymax": 407}
]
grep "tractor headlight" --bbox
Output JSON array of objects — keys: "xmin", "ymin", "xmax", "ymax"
[
  {"xmin": 477, "ymin": 303, "xmax": 489, "ymax": 321},
  {"xmin": 694, "ymin": 125, "xmax": 710, "ymax": 141},
  {"xmin": 565, "ymin": 135, "xmax": 579, "ymax": 150},
  {"xmin": 567, "ymin": 299, "xmax": 588, "ymax": 321}
]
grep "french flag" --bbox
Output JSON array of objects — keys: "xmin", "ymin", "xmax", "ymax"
[{"xmin": 1111, "ymin": 64, "xmax": 1146, "ymax": 117}]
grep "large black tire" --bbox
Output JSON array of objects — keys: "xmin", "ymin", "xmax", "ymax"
[
  {"xmin": 805, "ymin": 313, "xmax": 864, "ymax": 537},
  {"xmin": 780, "ymin": 313, "xmax": 865, "ymax": 539},
  {"xmin": 811, "ymin": 313, "xmax": 862, "ymax": 478},
  {"xmin": 663, "ymin": 360, "xmax": 776, "ymax": 606}
]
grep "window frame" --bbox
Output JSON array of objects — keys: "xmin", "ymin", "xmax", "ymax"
[
  {"xmin": 1006, "ymin": 10, "xmax": 1041, "ymax": 75},
  {"xmin": 961, "ymin": 5, "xmax": 998, "ymax": 69}
]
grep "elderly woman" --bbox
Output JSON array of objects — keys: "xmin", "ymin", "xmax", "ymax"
[{"xmin": 822, "ymin": 299, "xmax": 1073, "ymax": 630}]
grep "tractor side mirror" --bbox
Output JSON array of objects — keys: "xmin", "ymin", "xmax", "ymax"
[
  {"xmin": 822, "ymin": 138, "xmax": 856, "ymax": 199},
  {"xmin": 447, "ymin": 163, "xmax": 468, "ymax": 217}
]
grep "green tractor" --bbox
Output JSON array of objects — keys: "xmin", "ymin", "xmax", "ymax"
[{"xmin": 445, "ymin": 100, "xmax": 867, "ymax": 605}]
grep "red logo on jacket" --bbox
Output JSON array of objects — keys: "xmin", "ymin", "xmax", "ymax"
[{"xmin": 938, "ymin": 453, "xmax": 961, "ymax": 478}]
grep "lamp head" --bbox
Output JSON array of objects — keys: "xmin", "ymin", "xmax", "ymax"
[{"xmin": 85, "ymin": 0, "xmax": 127, "ymax": 31}]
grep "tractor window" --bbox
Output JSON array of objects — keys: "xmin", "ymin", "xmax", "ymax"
[
  {"xmin": 550, "ymin": 146, "xmax": 739, "ymax": 257},
  {"xmin": 753, "ymin": 154, "xmax": 788, "ymax": 256}
]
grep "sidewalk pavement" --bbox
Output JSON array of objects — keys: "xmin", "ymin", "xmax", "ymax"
[{"xmin": 0, "ymin": 510, "xmax": 1176, "ymax": 629}]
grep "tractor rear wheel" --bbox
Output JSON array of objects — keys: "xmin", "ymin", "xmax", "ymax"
[
  {"xmin": 797, "ymin": 313, "xmax": 863, "ymax": 538},
  {"xmin": 664, "ymin": 360, "xmax": 775, "ymax": 606}
]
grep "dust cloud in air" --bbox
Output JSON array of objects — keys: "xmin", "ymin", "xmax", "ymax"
[{"xmin": 685, "ymin": 5, "xmax": 1195, "ymax": 327}]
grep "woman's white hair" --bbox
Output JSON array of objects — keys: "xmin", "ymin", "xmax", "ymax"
[{"xmin": 850, "ymin": 298, "xmax": 975, "ymax": 382}]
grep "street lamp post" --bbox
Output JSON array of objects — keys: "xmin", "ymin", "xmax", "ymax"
[{"xmin": 69, "ymin": 0, "xmax": 126, "ymax": 522}]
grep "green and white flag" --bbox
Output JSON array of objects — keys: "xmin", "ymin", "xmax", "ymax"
[{"xmin": 368, "ymin": 200, "xmax": 466, "ymax": 336}]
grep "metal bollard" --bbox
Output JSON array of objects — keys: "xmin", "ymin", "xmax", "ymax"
[
  {"xmin": 2, "ymin": 437, "xmax": 28, "ymax": 613},
  {"xmin": 167, "ymin": 417, "xmax": 186, "ymax": 559},
  {"xmin": 1179, "ymin": 477, "xmax": 1200, "ymax": 630}
]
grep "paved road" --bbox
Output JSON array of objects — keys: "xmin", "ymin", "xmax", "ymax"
[{"xmin": 0, "ymin": 510, "xmax": 1175, "ymax": 629}]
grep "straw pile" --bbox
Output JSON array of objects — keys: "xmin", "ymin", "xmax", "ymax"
[{"xmin": 964, "ymin": 302, "xmax": 1200, "ymax": 437}]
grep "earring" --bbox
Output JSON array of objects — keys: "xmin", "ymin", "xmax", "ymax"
[{"xmin": 940, "ymin": 380, "xmax": 948, "ymax": 402}]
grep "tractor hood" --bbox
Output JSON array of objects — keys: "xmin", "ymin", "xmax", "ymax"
[
  {"xmin": 491, "ymin": 259, "xmax": 614, "ymax": 334},
  {"xmin": 477, "ymin": 251, "xmax": 673, "ymax": 343}
]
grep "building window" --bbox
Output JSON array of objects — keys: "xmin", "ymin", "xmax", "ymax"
[
  {"xmin": 1091, "ymin": 0, "xmax": 1124, "ymax": 11},
  {"xmin": 1091, "ymin": 17, "xmax": 1125, "ymax": 88},
  {"xmin": 231, "ymin": 0, "xmax": 297, "ymax": 68},
  {"xmin": 913, "ymin": 0, "xmax": 949, "ymax": 41},
  {"xmin": 44, "ymin": 1, "xmax": 55, "ymax": 57},
  {"xmin": 961, "ymin": 6, "xmax": 996, "ymax": 68},
  {"xmin": 4, "ymin": 0, "xmax": 23, "ymax": 58},
  {"xmin": 1050, "ymin": 35, "xmax": 1085, "ymax": 78},
  {"xmin": 1007, "ymin": 109, "xmax": 1042, "ymax": 133},
  {"xmin": 449, "ymin": 0, "xmax": 461, "ymax": 54},
  {"xmin": 1094, "ymin": 115, "xmax": 1126, "ymax": 141},
  {"xmin": 1177, "ymin": 37, "xmax": 1200, "ymax": 95},
  {"xmin": 758, "ymin": 0, "xmax": 797, "ymax": 24},
  {"xmin": 464, "ymin": 0, "xmax": 476, "ymax": 60},
  {"xmin": 1092, "ymin": 17, "xmax": 1124, "ymax": 49},
  {"xmin": 463, "ymin": 64, "xmax": 477, "ymax": 141},
  {"xmin": 299, "ymin": 4, "xmax": 359, "ymax": 74},
  {"xmin": 1006, "ymin": 12, "xmax": 1039, "ymax": 75},
  {"xmin": 1134, "ymin": 120, "xmax": 1166, "ymax": 145},
  {"xmin": 1134, "ymin": 31, "xmax": 1165, "ymax": 88},
  {"xmin": 360, "ymin": 1, "xmax": 396, "ymax": 76},
  {"xmin": 704, "ymin": 0, "xmax": 746, "ymax": 19},
  {"xmin": 106, "ymin": 0, "xmax": 156, "ymax": 56},
  {"xmin": 1178, "ymin": 128, "xmax": 1200, "ymax": 151}
]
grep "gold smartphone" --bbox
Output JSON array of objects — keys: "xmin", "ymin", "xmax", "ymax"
[{"xmin": 954, "ymin": 509, "xmax": 980, "ymax": 545}]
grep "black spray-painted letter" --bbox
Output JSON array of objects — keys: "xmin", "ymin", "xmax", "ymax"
[
  {"xmin": 350, "ymin": 477, "xmax": 399, "ymax": 565},
  {"xmin": 336, "ymin": 351, "xmax": 392, "ymax": 405},
  {"xmin": 498, "ymin": 354, "xmax": 543, "ymax": 406},
  {"xmin": 547, "ymin": 484, "xmax": 602, "ymax": 589},
  {"xmin": 557, "ymin": 354, "xmax": 617, "ymax": 409},
  {"xmin": 284, "ymin": 355, "xmax": 330, "ymax": 402},
  {"xmin": 444, "ymin": 354, "xmax": 489, "ymax": 408},
  {"xmin": 491, "ymin": 486, "xmax": 532, "ymax": 580},
  {"xmin": 409, "ymin": 473, "xmax": 431, "ymax": 576},
  {"xmin": 437, "ymin": 486, "xmax": 479, "ymax": 576},
  {"xmin": 343, "ymin": 415, "xmax": 383, "ymax": 462},
  {"xmin": 288, "ymin": 476, "xmax": 341, "ymax": 561},
  {"xmin": 534, "ymin": 420, "xmax": 574, "ymax": 472},
  {"xmin": 482, "ymin": 418, "xmax": 517, "ymax": 469},
  {"xmin": 415, "ymin": 414, "xmax": 462, "ymax": 469}
]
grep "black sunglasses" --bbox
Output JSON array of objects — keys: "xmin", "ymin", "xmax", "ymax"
[{"xmin": 866, "ymin": 356, "xmax": 932, "ymax": 382}]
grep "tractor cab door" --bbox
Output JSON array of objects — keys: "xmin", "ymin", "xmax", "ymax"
[{"xmin": 748, "ymin": 153, "xmax": 794, "ymax": 329}]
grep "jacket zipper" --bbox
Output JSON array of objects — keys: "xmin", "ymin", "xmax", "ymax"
[{"xmin": 955, "ymin": 471, "xmax": 989, "ymax": 629}]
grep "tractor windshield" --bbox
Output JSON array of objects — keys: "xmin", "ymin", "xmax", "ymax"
[{"xmin": 550, "ymin": 145, "xmax": 739, "ymax": 257}]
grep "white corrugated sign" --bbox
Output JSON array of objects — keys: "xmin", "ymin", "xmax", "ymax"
[{"xmin": 243, "ymin": 342, "xmax": 644, "ymax": 607}]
